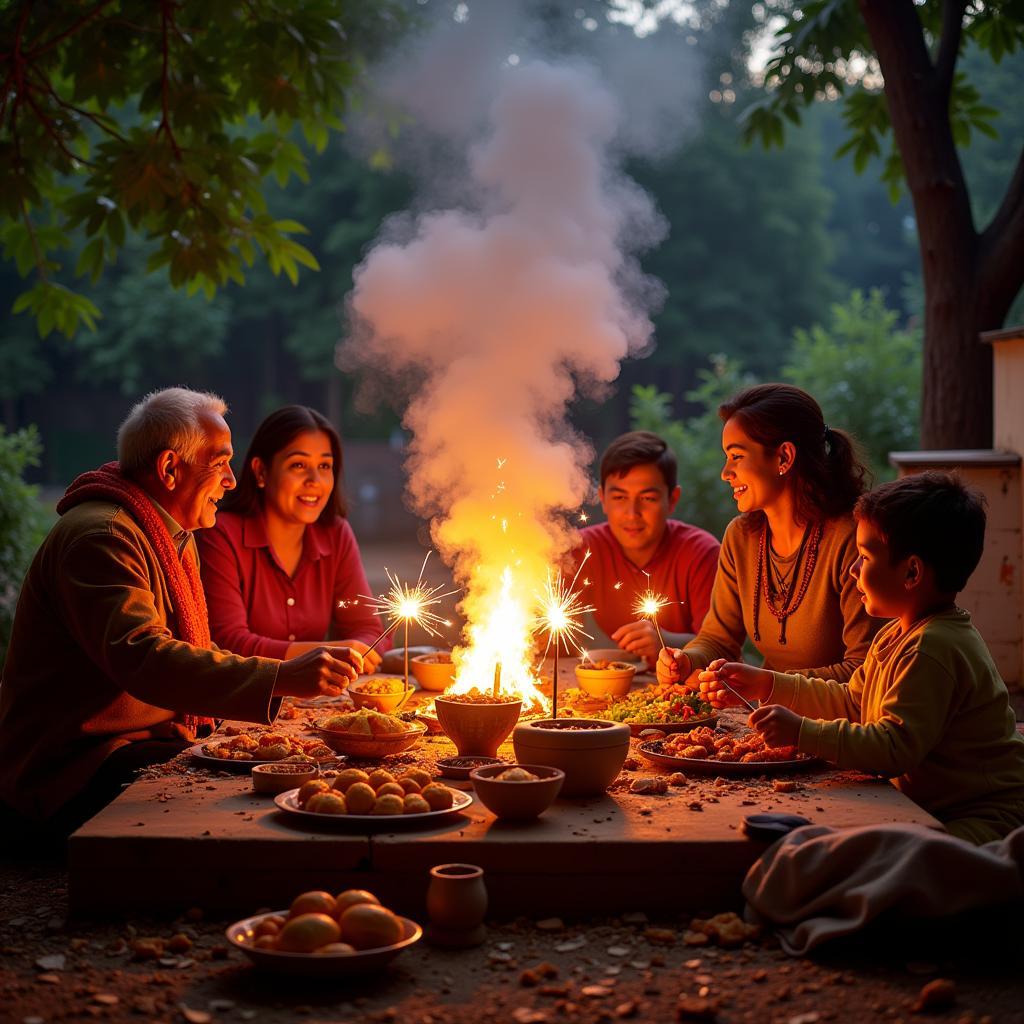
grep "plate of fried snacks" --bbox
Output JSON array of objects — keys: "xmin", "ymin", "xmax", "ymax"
[
  {"xmin": 316, "ymin": 708, "xmax": 426, "ymax": 757},
  {"xmin": 570, "ymin": 683, "xmax": 718, "ymax": 734},
  {"xmin": 637, "ymin": 726, "xmax": 823, "ymax": 776},
  {"xmin": 190, "ymin": 731, "xmax": 338, "ymax": 769},
  {"xmin": 226, "ymin": 886, "xmax": 421, "ymax": 976},
  {"xmin": 274, "ymin": 766, "xmax": 472, "ymax": 828}
]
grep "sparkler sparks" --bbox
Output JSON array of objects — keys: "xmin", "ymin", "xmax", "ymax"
[
  {"xmin": 362, "ymin": 552, "xmax": 458, "ymax": 639},
  {"xmin": 633, "ymin": 573, "xmax": 669, "ymax": 650}
]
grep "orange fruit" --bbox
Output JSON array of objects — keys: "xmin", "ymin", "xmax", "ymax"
[
  {"xmin": 314, "ymin": 942, "xmax": 357, "ymax": 955},
  {"xmin": 367, "ymin": 769, "xmax": 396, "ymax": 790},
  {"xmin": 339, "ymin": 903, "xmax": 404, "ymax": 950},
  {"xmin": 254, "ymin": 918, "xmax": 282, "ymax": 938},
  {"xmin": 396, "ymin": 776, "xmax": 421, "ymax": 795},
  {"xmin": 332, "ymin": 768, "xmax": 371, "ymax": 793},
  {"xmin": 421, "ymin": 783, "xmax": 454, "ymax": 810},
  {"xmin": 403, "ymin": 794, "xmax": 430, "ymax": 814},
  {"xmin": 376, "ymin": 782, "xmax": 406, "ymax": 799},
  {"xmin": 306, "ymin": 792, "xmax": 347, "ymax": 815},
  {"xmin": 344, "ymin": 782, "xmax": 376, "ymax": 814},
  {"xmin": 297, "ymin": 779, "xmax": 331, "ymax": 807},
  {"xmin": 372, "ymin": 794, "xmax": 404, "ymax": 815},
  {"xmin": 333, "ymin": 889, "xmax": 380, "ymax": 920},
  {"xmin": 276, "ymin": 913, "xmax": 341, "ymax": 953},
  {"xmin": 289, "ymin": 891, "xmax": 337, "ymax": 919},
  {"xmin": 403, "ymin": 768, "xmax": 432, "ymax": 788}
]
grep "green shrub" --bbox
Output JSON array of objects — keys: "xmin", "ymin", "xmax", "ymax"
[
  {"xmin": 0, "ymin": 426, "xmax": 48, "ymax": 666},
  {"xmin": 782, "ymin": 289, "xmax": 921, "ymax": 479}
]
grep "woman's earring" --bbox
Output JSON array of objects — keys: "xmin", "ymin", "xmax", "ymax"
[{"xmin": 257, "ymin": 479, "xmax": 265, "ymax": 488}]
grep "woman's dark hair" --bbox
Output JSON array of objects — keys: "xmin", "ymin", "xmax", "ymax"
[
  {"xmin": 220, "ymin": 405, "xmax": 346, "ymax": 523},
  {"xmin": 719, "ymin": 383, "xmax": 868, "ymax": 527}
]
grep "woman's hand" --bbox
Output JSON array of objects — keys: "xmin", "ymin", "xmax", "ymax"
[
  {"xmin": 274, "ymin": 646, "xmax": 363, "ymax": 699},
  {"xmin": 695, "ymin": 659, "xmax": 774, "ymax": 708},
  {"xmin": 656, "ymin": 647, "xmax": 692, "ymax": 687},
  {"xmin": 341, "ymin": 639, "xmax": 381, "ymax": 674},
  {"xmin": 748, "ymin": 704, "xmax": 802, "ymax": 747}
]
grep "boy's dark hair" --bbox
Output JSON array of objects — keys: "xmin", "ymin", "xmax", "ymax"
[
  {"xmin": 854, "ymin": 471, "xmax": 987, "ymax": 593},
  {"xmin": 600, "ymin": 431, "xmax": 677, "ymax": 491}
]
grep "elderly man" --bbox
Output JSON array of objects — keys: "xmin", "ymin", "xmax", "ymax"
[{"xmin": 0, "ymin": 388, "xmax": 361, "ymax": 838}]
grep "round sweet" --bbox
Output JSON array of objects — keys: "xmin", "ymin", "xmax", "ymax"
[
  {"xmin": 344, "ymin": 783, "xmax": 376, "ymax": 815},
  {"xmin": 371, "ymin": 794, "xmax": 405, "ymax": 815},
  {"xmin": 375, "ymin": 782, "xmax": 406, "ymax": 799},
  {"xmin": 403, "ymin": 794, "xmax": 430, "ymax": 814},
  {"xmin": 297, "ymin": 779, "xmax": 331, "ymax": 807},
  {"xmin": 420, "ymin": 783, "xmax": 454, "ymax": 810},
  {"xmin": 332, "ymin": 768, "xmax": 371, "ymax": 792},
  {"xmin": 305, "ymin": 792, "xmax": 347, "ymax": 815},
  {"xmin": 367, "ymin": 769, "xmax": 396, "ymax": 790}
]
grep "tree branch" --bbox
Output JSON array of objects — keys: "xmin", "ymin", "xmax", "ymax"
[
  {"xmin": 22, "ymin": 84, "xmax": 97, "ymax": 168},
  {"xmin": 27, "ymin": 0, "xmax": 119, "ymax": 59},
  {"xmin": 27, "ymin": 66, "xmax": 128, "ymax": 143},
  {"xmin": 0, "ymin": 2, "xmax": 32, "ymax": 128},
  {"xmin": 934, "ymin": 0, "xmax": 967, "ymax": 99},
  {"xmin": 157, "ymin": 0, "xmax": 182, "ymax": 160},
  {"xmin": 978, "ymin": 143, "xmax": 1024, "ymax": 316},
  {"xmin": 20, "ymin": 198, "xmax": 47, "ymax": 283}
]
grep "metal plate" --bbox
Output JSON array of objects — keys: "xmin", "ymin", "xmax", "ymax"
[
  {"xmin": 636, "ymin": 739, "xmax": 824, "ymax": 776},
  {"xmin": 273, "ymin": 786, "xmax": 473, "ymax": 828}
]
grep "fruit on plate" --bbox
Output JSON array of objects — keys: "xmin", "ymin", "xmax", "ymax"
[
  {"xmin": 321, "ymin": 708, "xmax": 407, "ymax": 735},
  {"xmin": 245, "ymin": 889, "xmax": 404, "ymax": 955},
  {"xmin": 295, "ymin": 768, "xmax": 456, "ymax": 817}
]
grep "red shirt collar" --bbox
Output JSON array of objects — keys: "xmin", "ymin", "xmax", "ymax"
[{"xmin": 242, "ymin": 512, "xmax": 333, "ymax": 562}]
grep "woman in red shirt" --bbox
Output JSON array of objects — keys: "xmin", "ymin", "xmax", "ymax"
[{"xmin": 197, "ymin": 406, "xmax": 387, "ymax": 669}]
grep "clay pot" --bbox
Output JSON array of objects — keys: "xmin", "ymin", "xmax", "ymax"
[
  {"xmin": 469, "ymin": 763, "xmax": 564, "ymax": 820},
  {"xmin": 434, "ymin": 697, "xmax": 522, "ymax": 757},
  {"xmin": 512, "ymin": 719, "xmax": 631, "ymax": 797},
  {"xmin": 574, "ymin": 661, "xmax": 636, "ymax": 698},
  {"xmin": 411, "ymin": 652, "xmax": 456, "ymax": 691},
  {"xmin": 426, "ymin": 863, "xmax": 488, "ymax": 947}
]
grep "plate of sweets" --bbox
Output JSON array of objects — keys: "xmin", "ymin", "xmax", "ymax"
[
  {"xmin": 317, "ymin": 708, "xmax": 427, "ymax": 757},
  {"xmin": 582, "ymin": 683, "xmax": 718, "ymax": 734},
  {"xmin": 274, "ymin": 766, "xmax": 472, "ymax": 829},
  {"xmin": 637, "ymin": 725, "xmax": 823, "ymax": 776},
  {"xmin": 190, "ymin": 731, "xmax": 338, "ymax": 769}
]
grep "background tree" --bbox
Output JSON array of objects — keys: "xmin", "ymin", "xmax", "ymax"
[
  {"xmin": 742, "ymin": 0, "xmax": 1024, "ymax": 449},
  {"xmin": 0, "ymin": 0, "xmax": 403, "ymax": 339}
]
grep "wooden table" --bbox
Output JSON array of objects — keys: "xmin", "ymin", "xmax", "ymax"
[{"xmin": 68, "ymin": 670, "xmax": 942, "ymax": 917}]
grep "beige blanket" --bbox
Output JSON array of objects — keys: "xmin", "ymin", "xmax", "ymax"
[{"xmin": 742, "ymin": 823, "xmax": 1024, "ymax": 955}]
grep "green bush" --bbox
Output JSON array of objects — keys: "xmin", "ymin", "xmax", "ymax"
[
  {"xmin": 0, "ymin": 426, "xmax": 48, "ymax": 666},
  {"xmin": 782, "ymin": 289, "xmax": 921, "ymax": 478},
  {"xmin": 630, "ymin": 354, "xmax": 753, "ymax": 538}
]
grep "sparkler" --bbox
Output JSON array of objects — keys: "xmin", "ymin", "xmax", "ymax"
[
  {"xmin": 533, "ymin": 550, "xmax": 595, "ymax": 718},
  {"xmin": 633, "ymin": 573, "xmax": 669, "ymax": 652},
  {"xmin": 360, "ymin": 552, "xmax": 459, "ymax": 689}
]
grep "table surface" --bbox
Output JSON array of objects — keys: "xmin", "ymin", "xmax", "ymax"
[{"xmin": 68, "ymin": 665, "xmax": 942, "ymax": 916}]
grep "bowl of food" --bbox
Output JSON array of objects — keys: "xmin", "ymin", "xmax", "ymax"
[
  {"xmin": 348, "ymin": 677, "xmax": 411, "ymax": 714},
  {"xmin": 434, "ymin": 692, "xmax": 523, "ymax": 757},
  {"xmin": 411, "ymin": 652, "xmax": 456, "ymax": 692},
  {"xmin": 574, "ymin": 659, "xmax": 637, "ymax": 699},
  {"xmin": 318, "ymin": 708, "xmax": 426, "ymax": 757},
  {"xmin": 226, "ymin": 888, "xmax": 421, "ymax": 976},
  {"xmin": 251, "ymin": 762, "xmax": 319, "ymax": 795},
  {"xmin": 512, "ymin": 718, "xmax": 631, "ymax": 797},
  {"xmin": 469, "ymin": 763, "xmax": 565, "ymax": 820}
]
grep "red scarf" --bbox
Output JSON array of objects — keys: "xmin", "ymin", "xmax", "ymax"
[{"xmin": 58, "ymin": 462, "xmax": 215, "ymax": 736}]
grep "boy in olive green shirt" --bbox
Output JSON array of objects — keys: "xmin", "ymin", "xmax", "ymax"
[{"xmin": 690, "ymin": 472, "xmax": 1024, "ymax": 844}]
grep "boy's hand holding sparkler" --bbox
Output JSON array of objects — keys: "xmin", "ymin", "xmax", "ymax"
[
  {"xmin": 695, "ymin": 658, "xmax": 772, "ymax": 708},
  {"xmin": 656, "ymin": 646, "xmax": 692, "ymax": 687}
]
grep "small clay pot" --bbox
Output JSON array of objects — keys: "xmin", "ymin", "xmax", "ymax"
[
  {"xmin": 411, "ymin": 652, "xmax": 456, "ymax": 692},
  {"xmin": 426, "ymin": 863, "xmax": 488, "ymax": 947},
  {"xmin": 434, "ymin": 697, "xmax": 522, "ymax": 757},
  {"xmin": 469, "ymin": 763, "xmax": 564, "ymax": 820},
  {"xmin": 512, "ymin": 718, "xmax": 631, "ymax": 797},
  {"xmin": 574, "ymin": 661, "xmax": 636, "ymax": 698}
]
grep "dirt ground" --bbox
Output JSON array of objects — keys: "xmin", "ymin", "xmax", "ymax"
[{"xmin": 2, "ymin": 838, "xmax": 1023, "ymax": 1024}]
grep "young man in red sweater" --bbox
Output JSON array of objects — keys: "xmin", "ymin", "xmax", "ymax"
[{"xmin": 575, "ymin": 431, "xmax": 720, "ymax": 666}]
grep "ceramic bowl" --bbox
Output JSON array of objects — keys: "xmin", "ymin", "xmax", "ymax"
[
  {"xmin": 512, "ymin": 718, "xmax": 631, "ymax": 797},
  {"xmin": 575, "ymin": 660, "xmax": 637, "ymax": 699},
  {"xmin": 251, "ymin": 762, "xmax": 318, "ymax": 795},
  {"xmin": 436, "ymin": 755, "xmax": 505, "ymax": 781},
  {"xmin": 348, "ymin": 677, "xmax": 412, "ymax": 714},
  {"xmin": 469, "ymin": 763, "xmax": 565, "ymax": 820},
  {"xmin": 316, "ymin": 722, "xmax": 426, "ymax": 758},
  {"xmin": 226, "ymin": 910, "xmax": 422, "ymax": 976},
  {"xmin": 433, "ymin": 697, "xmax": 523, "ymax": 758},
  {"xmin": 411, "ymin": 652, "xmax": 456, "ymax": 692}
]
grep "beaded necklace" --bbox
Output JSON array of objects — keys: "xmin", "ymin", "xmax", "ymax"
[{"xmin": 752, "ymin": 520, "xmax": 823, "ymax": 645}]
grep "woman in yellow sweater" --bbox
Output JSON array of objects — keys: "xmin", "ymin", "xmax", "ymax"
[{"xmin": 658, "ymin": 383, "xmax": 880, "ymax": 685}]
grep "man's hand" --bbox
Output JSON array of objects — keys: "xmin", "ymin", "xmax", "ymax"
[
  {"xmin": 656, "ymin": 647, "xmax": 692, "ymax": 687},
  {"xmin": 274, "ymin": 646, "xmax": 363, "ymax": 699},
  {"xmin": 611, "ymin": 619, "xmax": 660, "ymax": 664},
  {"xmin": 748, "ymin": 704, "xmax": 802, "ymax": 747},
  {"xmin": 695, "ymin": 659, "xmax": 773, "ymax": 709},
  {"xmin": 341, "ymin": 639, "xmax": 381, "ymax": 674}
]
